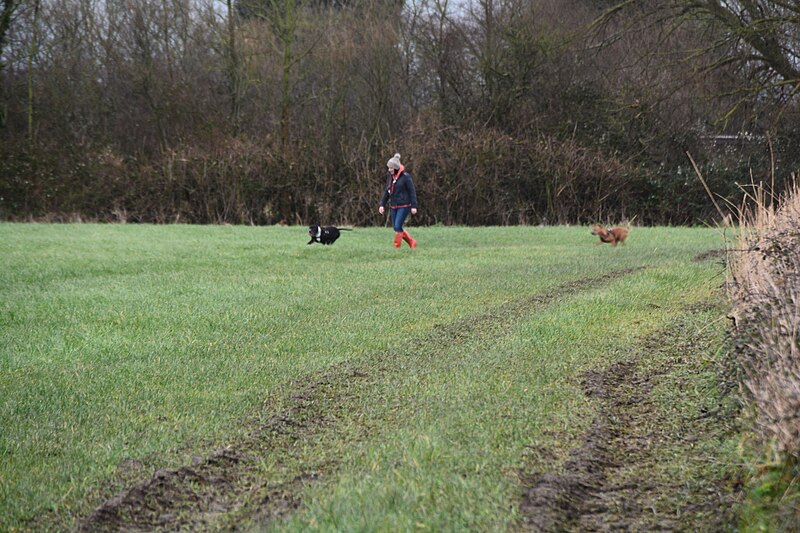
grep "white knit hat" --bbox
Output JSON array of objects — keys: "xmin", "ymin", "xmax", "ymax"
[{"xmin": 387, "ymin": 153, "xmax": 401, "ymax": 170}]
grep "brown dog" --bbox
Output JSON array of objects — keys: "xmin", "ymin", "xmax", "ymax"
[{"xmin": 591, "ymin": 224, "xmax": 628, "ymax": 247}]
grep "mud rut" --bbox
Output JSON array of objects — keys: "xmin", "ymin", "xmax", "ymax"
[
  {"xmin": 74, "ymin": 266, "xmax": 739, "ymax": 532},
  {"xmin": 519, "ymin": 301, "xmax": 740, "ymax": 532}
]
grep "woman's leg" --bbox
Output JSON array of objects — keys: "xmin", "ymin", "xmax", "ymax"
[
  {"xmin": 392, "ymin": 207, "xmax": 410, "ymax": 232},
  {"xmin": 391, "ymin": 207, "xmax": 410, "ymax": 248},
  {"xmin": 392, "ymin": 207, "xmax": 416, "ymax": 249}
]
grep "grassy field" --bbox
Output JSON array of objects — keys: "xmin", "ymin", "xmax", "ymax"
[{"xmin": 0, "ymin": 224, "xmax": 738, "ymax": 531}]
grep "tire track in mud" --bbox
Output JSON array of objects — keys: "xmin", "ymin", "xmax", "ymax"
[
  {"xmin": 75, "ymin": 268, "xmax": 644, "ymax": 532},
  {"xmin": 518, "ymin": 304, "xmax": 740, "ymax": 532},
  {"xmin": 76, "ymin": 367, "xmax": 368, "ymax": 532}
]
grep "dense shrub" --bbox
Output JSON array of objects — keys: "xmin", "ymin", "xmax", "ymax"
[
  {"xmin": 0, "ymin": 126, "xmax": 761, "ymax": 226},
  {"xmin": 729, "ymin": 182, "xmax": 800, "ymax": 457}
]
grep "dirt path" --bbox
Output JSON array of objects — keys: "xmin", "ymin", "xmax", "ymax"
[
  {"xmin": 72, "ymin": 267, "xmax": 740, "ymax": 532},
  {"xmin": 518, "ymin": 305, "xmax": 741, "ymax": 531},
  {"xmin": 76, "ymin": 365, "xmax": 372, "ymax": 532}
]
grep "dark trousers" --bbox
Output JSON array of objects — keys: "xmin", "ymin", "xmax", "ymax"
[{"xmin": 391, "ymin": 207, "xmax": 411, "ymax": 232}]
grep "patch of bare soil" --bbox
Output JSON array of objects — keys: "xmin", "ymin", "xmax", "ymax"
[
  {"xmin": 73, "ymin": 269, "xmax": 644, "ymax": 532},
  {"xmin": 76, "ymin": 366, "xmax": 384, "ymax": 532},
  {"xmin": 518, "ymin": 307, "xmax": 741, "ymax": 532},
  {"xmin": 693, "ymin": 248, "xmax": 726, "ymax": 263}
]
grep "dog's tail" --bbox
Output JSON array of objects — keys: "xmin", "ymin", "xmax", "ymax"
[{"xmin": 339, "ymin": 228, "xmax": 354, "ymax": 231}]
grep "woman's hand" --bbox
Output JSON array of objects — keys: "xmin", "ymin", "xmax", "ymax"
[
  {"xmin": 379, "ymin": 206, "xmax": 385, "ymax": 215},
  {"xmin": 411, "ymin": 208, "xmax": 417, "ymax": 215}
]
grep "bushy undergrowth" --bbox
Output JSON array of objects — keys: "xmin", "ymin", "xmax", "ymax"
[
  {"xmin": 727, "ymin": 181, "xmax": 800, "ymax": 529},
  {"xmin": 0, "ymin": 126, "xmax": 759, "ymax": 226}
]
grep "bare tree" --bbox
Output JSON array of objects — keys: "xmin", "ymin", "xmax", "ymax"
[
  {"xmin": 238, "ymin": 0, "xmax": 312, "ymax": 145},
  {"xmin": 25, "ymin": 0, "xmax": 39, "ymax": 140},
  {"xmin": 594, "ymin": 1, "xmax": 800, "ymax": 119},
  {"xmin": 0, "ymin": 1, "xmax": 17, "ymax": 63},
  {"xmin": 225, "ymin": 0, "xmax": 243, "ymax": 132},
  {"xmin": 0, "ymin": 0, "xmax": 21, "ymax": 128}
]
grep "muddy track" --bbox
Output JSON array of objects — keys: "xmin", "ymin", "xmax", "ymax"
[
  {"xmin": 518, "ymin": 306, "xmax": 740, "ymax": 532},
  {"xmin": 76, "ymin": 368, "xmax": 366, "ymax": 532},
  {"xmin": 75, "ymin": 268, "xmax": 644, "ymax": 532}
]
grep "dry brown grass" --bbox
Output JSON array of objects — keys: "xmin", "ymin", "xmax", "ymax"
[{"xmin": 727, "ymin": 178, "xmax": 800, "ymax": 458}]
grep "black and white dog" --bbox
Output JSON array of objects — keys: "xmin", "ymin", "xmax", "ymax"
[{"xmin": 307, "ymin": 224, "xmax": 351, "ymax": 245}]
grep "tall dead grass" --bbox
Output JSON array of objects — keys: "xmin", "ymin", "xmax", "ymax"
[{"xmin": 727, "ymin": 178, "xmax": 800, "ymax": 458}]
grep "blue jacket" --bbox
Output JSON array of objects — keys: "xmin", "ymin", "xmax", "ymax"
[{"xmin": 380, "ymin": 170, "xmax": 418, "ymax": 209}]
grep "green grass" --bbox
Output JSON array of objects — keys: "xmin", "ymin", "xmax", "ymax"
[
  {"xmin": 736, "ymin": 452, "xmax": 800, "ymax": 532},
  {"xmin": 0, "ymin": 223, "xmax": 731, "ymax": 530}
]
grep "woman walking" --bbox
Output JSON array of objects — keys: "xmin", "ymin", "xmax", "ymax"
[{"xmin": 379, "ymin": 153, "xmax": 418, "ymax": 249}]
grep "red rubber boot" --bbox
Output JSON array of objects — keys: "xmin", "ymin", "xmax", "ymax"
[
  {"xmin": 402, "ymin": 230, "xmax": 417, "ymax": 249},
  {"xmin": 394, "ymin": 232, "xmax": 403, "ymax": 249}
]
